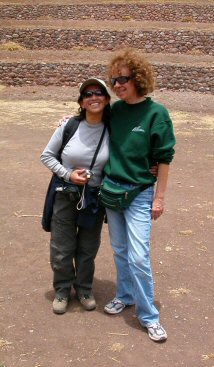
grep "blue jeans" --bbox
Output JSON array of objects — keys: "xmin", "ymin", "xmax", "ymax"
[{"xmin": 106, "ymin": 185, "xmax": 159, "ymax": 326}]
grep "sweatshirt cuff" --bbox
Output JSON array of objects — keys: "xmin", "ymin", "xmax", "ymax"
[{"xmin": 64, "ymin": 170, "xmax": 72, "ymax": 182}]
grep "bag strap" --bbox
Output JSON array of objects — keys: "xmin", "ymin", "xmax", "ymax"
[
  {"xmin": 77, "ymin": 125, "xmax": 107, "ymax": 211},
  {"xmin": 89, "ymin": 125, "xmax": 106, "ymax": 171},
  {"xmin": 58, "ymin": 117, "xmax": 80, "ymax": 160}
]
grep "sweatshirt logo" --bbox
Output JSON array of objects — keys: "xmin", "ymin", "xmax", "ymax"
[{"xmin": 132, "ymin": 126, "xmax": 145, "ymax": 133}]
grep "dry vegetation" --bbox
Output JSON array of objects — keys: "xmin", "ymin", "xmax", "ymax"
[{"xmin": 0, "ymin": 42, "xmax": 26, "ymax": 51}]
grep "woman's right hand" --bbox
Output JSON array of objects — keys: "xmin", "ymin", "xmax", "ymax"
[{"xmin": 150, "ymin": 163, "xmax": 158, "ymax": 177}]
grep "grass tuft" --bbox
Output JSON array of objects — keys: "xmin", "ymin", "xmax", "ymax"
[
  {"xmin": 121, "ymin": 15, "xmax": 133, "ymax": 20},
  {"xmin": 38, "ymin": 15, "xmax": 53, "ymax": 20},
  {"xmin": 0, "ymin": 42, "xmax": 26, "ymax": 51},
  {"xmin": 180, "ymin": 16, "xmax": 195, "ymax": 22},
  {"xmin": 187, "ymin": 48, "xmax": 205, "ymax": 56}
]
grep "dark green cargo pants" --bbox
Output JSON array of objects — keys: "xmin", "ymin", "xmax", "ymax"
[{"xmin": 50, "ymin": 191, "xmax": 104, "ymax": 298}]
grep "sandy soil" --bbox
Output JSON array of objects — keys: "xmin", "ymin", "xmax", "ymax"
[{"xmin": 0, "ymin": 86, "xmax": 213, "ymax": 367}]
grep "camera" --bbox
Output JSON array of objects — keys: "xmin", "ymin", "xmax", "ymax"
[
  {"xmin": 81, "ymin": 169, "xmax": 94, "ymax": 179},
  {"xmin": 85, "ymin": 169, "xmax": 93, "ymax": 179}
]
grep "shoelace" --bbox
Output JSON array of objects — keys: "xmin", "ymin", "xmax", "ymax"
[
  {"xmin": 83, "ymin": 295, "xmax": 90, "ymax": 299},
  {"xmin": 148, "ymin": 323, "xmax": 159, "ymax": 329},
  {"xmin": 112, "ymin": 298, "xmax": 122, "ymax": 305},
  {"xmin": 57, "ymin": 297, "xmax": 67, "ymax": 302},
  {"xmin": 148, "ymin": 323, "xmax": 165, "ymax": 334}
]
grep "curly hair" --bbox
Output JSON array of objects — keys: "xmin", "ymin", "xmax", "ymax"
[{"xmin": 108, "ymin": 48, "xmax": 155, "ymax": 96}]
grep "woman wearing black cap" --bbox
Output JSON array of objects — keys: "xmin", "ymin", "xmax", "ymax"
[{"xmin": 41, "ymin": 78, "xmax": 111, "ymax": 314}]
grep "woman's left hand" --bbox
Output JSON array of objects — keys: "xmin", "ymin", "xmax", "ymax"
[
  {"xmin": 70, "ymin": 169, "xmax": 89, "ymax": 185},
  {"xmin": 152, "ymin": 197, "xmax": 164, "ymax": 220}
]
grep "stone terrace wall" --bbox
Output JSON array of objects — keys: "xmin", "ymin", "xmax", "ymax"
[
  {"xmin": 0, "ymin": 62, "xmax": 213, "ymax": 93},
  {"xmin": 1, "ymin": 29, "xmax": 213, "ymax": 55},
  {"xmin": 0, "ymin": 4, "xmax": 214, "ymax": 23}
]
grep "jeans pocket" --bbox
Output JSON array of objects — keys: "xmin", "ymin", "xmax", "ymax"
[{"xmin": 137, "ymin": 186, "xmax": 154, "ymax": 204}]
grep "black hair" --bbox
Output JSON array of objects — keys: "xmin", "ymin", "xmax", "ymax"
[{"xmin": 74, "ymin": 87, "xmax": 111, "ymax": 132}]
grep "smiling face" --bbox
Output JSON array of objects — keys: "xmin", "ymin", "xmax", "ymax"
[
  {"xmin": 80, "ymin": 84, "xmax": 110, "ymax": 122},
  {"xmin": 110, "ymin": 66, "xmax": 139, "ymax": 104}
]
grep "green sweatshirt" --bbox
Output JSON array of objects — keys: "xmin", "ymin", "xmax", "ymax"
[{"xmin": 104, "ymin": 97, "xmax": 176, "ymax": 185}]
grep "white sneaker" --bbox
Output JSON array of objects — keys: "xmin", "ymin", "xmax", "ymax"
[
  {"xmin": 104, "ymin": 298, "xmax": 126, "ymax": 314},
  {"xmin": 147, "ymin": 323, "xmax": 167, "ymax": 342}
]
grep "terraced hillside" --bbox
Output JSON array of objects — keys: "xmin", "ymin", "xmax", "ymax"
[{"xmin": 0, "ymin": 1, "xmax": 214, "ymax": 93}]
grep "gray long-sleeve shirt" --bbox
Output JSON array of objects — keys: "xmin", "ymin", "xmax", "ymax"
[{"xmin": 40, "ymin": 119, "xmax": 109, "ymax": 187}]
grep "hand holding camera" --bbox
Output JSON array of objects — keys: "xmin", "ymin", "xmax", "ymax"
[
  {"xmin": 70, "ymin": 168, "xmax": 94, "ymax": 185},
  {"xmin": 80, "ymin": 169, "xmax": 94, "ymax": 180}
]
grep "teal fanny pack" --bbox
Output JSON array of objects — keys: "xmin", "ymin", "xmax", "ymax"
[{"xmin": 99, "ymin": 178, "xmax": 142, "ymax": 211}]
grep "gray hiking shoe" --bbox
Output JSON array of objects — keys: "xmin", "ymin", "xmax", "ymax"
[
  {"xmin": 52, "ymin": 296, "xmax": 69, "ymax": 314},
  {"xmin": 78, "ymin": 294, "xmax": 96, "ymax": 311}
]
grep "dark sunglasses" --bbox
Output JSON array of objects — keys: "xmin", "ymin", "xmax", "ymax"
[
  {"xmin": 82, "ymin": 90, "xmax": 106, "ymax": 99},
  {"xmin": 110, "ymin": 76, "xmax": 133, "ymax": 86}
]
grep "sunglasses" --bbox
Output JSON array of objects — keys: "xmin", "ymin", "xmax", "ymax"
[
  {"xmin": 110, "ymin": 76, "xmax": 133, "ymax": 86},
  {"xmin": 82, "ymin": 90, "xmax": 106, "ymax": 98}
]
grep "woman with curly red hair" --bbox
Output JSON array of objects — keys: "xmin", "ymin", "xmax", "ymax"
[{"xmin": 103, "ymin": 48, "xmax": 176, "ymax": 342}]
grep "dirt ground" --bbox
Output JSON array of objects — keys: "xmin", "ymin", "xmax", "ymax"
[
  {"xmin": 0, "ymin": 86, "xmax": 213, "ymax": 367},
  {"xmin": 0, "ymin": 0, "xmax": 213, "ymax": 4}
]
